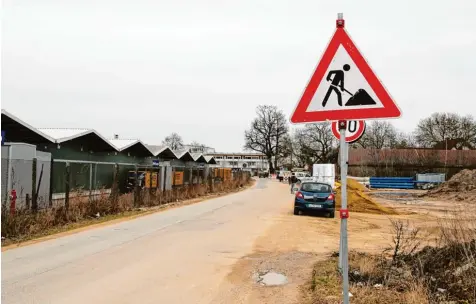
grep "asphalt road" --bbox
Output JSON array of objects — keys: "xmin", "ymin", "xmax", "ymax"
[{"xmin": 2, "ymin": 178, "xmax": 291, "ymax": 304}]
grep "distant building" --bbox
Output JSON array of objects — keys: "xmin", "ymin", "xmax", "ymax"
[
  {"xmin": 183, "ymin": 144, "xmax": 216, "ymax": 154},
  {"xmin": 206, "ymin": 152, "xmax": 269, "ymax": 173}
]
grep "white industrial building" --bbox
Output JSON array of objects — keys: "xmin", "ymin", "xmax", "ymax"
[
  {"xmin": 205, "ymin": 152, "xmax": 269, "ymax": 173},
  {"xmin": 182, "ymin": 144, "xmax": 216, "ymax": 154},
  {"xmin": 176, "ymin": 143, "xmax": 269, "ymax": 173}
]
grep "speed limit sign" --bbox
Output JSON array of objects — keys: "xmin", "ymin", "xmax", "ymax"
[{"xmin": 331, "ymin": 120, "xmax": 366, "ymax": 143}]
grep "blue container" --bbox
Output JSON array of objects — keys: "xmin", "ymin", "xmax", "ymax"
[{"xmin": 369, "ymin": 177, "xmax": 415, "ymax": 189}]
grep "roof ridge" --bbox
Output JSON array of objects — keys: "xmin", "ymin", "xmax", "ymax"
[{"xmin": 38, "ymin": 127, "xmax": 91, "ymax": 130}]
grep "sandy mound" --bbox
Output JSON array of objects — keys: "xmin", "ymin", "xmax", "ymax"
[
  {"xmin": 335, "ymin": 178, "xmax": 398, "ymax": 215},
  {"xmin": 427, "ymin": 169, "xmax": 476, "ymax": 201}
]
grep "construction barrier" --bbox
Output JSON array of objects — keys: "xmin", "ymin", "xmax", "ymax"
[{"xmin": 214, "ymin": 168, "xmax": 232, "ymax": 182}]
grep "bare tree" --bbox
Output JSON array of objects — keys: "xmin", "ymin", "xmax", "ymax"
[
  {"xmin": 358, "ymin": 121, "xmax": 398, "ymax": 149},
  {"xmin": 415, "ymin": 113, "xmax": 476, "ymax": 149},
  {"xmin": 189, "ymin": 141, "xmax": 205, "ymax": 148},
  {"xmin": 459, "ymin": 115, "xmax": 476, "ymax": 149},
  {"xmin": 391, "ymin": 131, "xmax": 418, "ymax": 149},
  {"xmin": 162, "ymin": 133, "xmax": 184, "ymax": 151},
  {"xmin": 293, "ymin": 123, "xmax": 338, "ymax": 169},
  {"xmin": 277, "ymin": 134, "xmax": 294, "ymax": 169},
  {"xmin": 244, "ymin": 105, "xmax": 289, "ymax": 173}
]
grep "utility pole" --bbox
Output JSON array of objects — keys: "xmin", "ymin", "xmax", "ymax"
[
  {"xmin": 275, "ymin": 116, "xmax": 279, "ymax": 171},
  {"xmin": 290, "ymin": 129, "xmax": 294, "ymax": 170}
]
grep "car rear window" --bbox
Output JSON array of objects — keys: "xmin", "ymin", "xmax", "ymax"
[{"xmin": 301, "ymin": 183, "xmax": 332, "ymax": 193}]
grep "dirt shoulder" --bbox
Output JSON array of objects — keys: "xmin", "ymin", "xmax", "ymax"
[{"xmin": 211, "ymin": 183, "xmax": 445, "ymax": 304}]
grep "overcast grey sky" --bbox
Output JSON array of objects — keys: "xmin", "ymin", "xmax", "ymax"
[{"xmin": 2, "ymin": 0, "xmax": 476, "ymax": 152}]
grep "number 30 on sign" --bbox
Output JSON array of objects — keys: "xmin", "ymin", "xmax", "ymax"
[{"xmin": 331, "ymin": 120, "xmax": 366, "ymax": 143}]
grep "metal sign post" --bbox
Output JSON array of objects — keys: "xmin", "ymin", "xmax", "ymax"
[
  {"xmin": 289, "ymin": 13, "xmax": 401, "ymax": 302},
  {"xmin": 338, "ymin": 120, "xmax": 350, "ymax": 303}
]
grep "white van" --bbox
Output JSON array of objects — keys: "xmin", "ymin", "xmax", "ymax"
[
  {"xmin": 312, "ymin": 164, "xmax": 336, "ymax": 188},
  {"xmin": 293, "ymin": 171, "xmax": 312, "ymax": 182}
]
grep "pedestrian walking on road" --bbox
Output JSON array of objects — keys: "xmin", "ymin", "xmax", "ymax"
[{"xmin": 290, "ymin": 174, "xmax": 298, "ymax": 194}]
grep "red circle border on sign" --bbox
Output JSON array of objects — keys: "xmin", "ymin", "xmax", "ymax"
[{"xmin": 331, "ymin": 120, "xmax": 366, "ymax": 143}]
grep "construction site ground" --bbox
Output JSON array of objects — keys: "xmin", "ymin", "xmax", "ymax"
[{"xmin": 211, "ymin": 179, "xmax": 472, "ymax": 303}]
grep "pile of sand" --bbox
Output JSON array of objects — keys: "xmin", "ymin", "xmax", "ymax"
[
  {"xmin": 335, "ymin": 178, "xmax": 398, "ymax": 215},
  {"xmin": 427, "ymin": 169, "xmax": 476, "ymax": 201}
]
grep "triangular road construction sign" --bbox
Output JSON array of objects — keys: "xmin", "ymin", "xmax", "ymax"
[{"xmin": 291, "ymin": 21, "xmax": 401, "ymax": 124}]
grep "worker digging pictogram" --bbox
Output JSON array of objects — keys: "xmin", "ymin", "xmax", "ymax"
[{"xmin": 322, "ymin": 64, "xmax": 377, "ymax": 108}]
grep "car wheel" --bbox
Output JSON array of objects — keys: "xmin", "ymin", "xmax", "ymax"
[
  {"xmin": 329, "ymin": 211, "xmax": 335, "ymax": 218},
  {"xmin": 293, "ymin": 208, "xmax": 299, "ymax": 215}
]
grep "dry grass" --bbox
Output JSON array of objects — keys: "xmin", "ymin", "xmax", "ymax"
[
  {"xmin": 335, "ymin": 179, "xmax": 398, "ymax": 215},
  {"xmin": 301, "ymin": 253, "xmax": 428, "ymax": 304},
  {"xmin": 417, "ymin": 209, "xmax": 476, "ymax": 302},
  {"xmin": 2, "ymin": 175, "xmax": 252, "ymax": 245},
  {"xmin": 1, "ymin": 210, "xmax": 145, "ymax": 248},
  {"xmin": 348, "ymin": 252, "xmax": 429, "ymax": 304},
  {"xmin": 352, "ymin": 253, "xmax": 385, "ymax": 281},
  {"xmin": 303, "ymin": 210, "xmax": 476, "ymax": 304},
  {"xmin": 403, "ymin": 283, "xmax": 430, "ymax": 304}
]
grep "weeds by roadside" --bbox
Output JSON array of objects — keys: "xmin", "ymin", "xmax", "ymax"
[
  {"xmin": 2, "ymin": 177, "xmax": 252, "ymax": 246},
  {"xmin": 303, "ymin": 210, "xmax": 476, "ymax": 304},
  {"xmin": 302, "ymin": 253, "xmax": 428, "ymax": 304}
]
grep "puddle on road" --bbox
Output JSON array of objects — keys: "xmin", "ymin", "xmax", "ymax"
[{"xmin": 253, "ymin": 271, "xmax": 289, "ymax": 286}]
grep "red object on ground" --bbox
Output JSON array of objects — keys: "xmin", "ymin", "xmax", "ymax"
[
  {"xmin": 10, "ymin": 189, "xmax": 17, "ymax": 216},
  {"xmin": 340, "ymin": 209, "xmax": 349, "ymax": 219}
]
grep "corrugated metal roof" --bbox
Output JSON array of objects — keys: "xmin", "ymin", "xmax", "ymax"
[
  {"xmin": 191, "ymin": 153, "xmax": 206, "ymax": 162},
  {"xmin": 191, "ymin": 153, "xmax": 202, "ymax": 160},
  {"xmin": 1, "ymin": 109, "xmax": 55, "ymax": 142},
  {"xmin": 37, "ymin": 128, "xmax": 117, "ymax": 150},
  {"xmin": 147, "ymin": 144, "xmax": 167, "ymax": 155},
  {"xmin": 2, "ymin": 109, "xmax": 219, "ymax": 161},
  {"xmin": 109, "ymin": 139, "xmax": 140, "ymax": 151},
  {"xmin": 37, "ymin": 128, "xmax": 92, "ymax": 142},
  {"xmin": 146, "ymin": 145, "xmax": 178, "ymax": 158},
  {"xmin": 204, "ymin": 155, "xmax": 217, "ymax": 164},
  {"xmin": 109, "ymin": 139, "xmax": 155, "ymax": 155},
  {"xmin": 174, "ymin": 150, "xmax": 194, "ymax": 160},
  {"xmin": 174, "ymin": 150, "xmax": 187, "ymax": 157}
]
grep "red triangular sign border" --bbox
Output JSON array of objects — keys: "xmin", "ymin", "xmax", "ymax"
[{"xmin": 291, "ymin": 27, "xmax": 401, "ymax": 123}]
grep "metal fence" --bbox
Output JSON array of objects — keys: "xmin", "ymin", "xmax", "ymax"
[
  {"xmin": 1, "ymin": 144, "xmax": 52, "ymax": 210},
  {"xmin": 51, "ymin": 160, "xmax": 117, "ymax": 193},
  {"xmin": 2, "ymin": 154, "xmax": 249, "ymax": 211}
]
